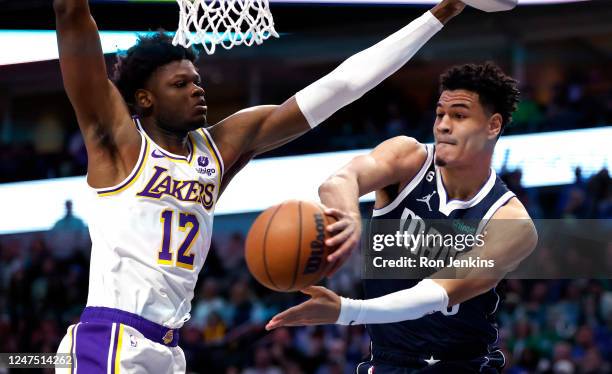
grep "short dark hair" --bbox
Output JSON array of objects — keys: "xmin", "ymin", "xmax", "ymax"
[
  {"xmin": 439, "ymin": 62, "xmax": 520, "ymax": 135},
  {"xmin": 112, "ymin": 31, "xmax": 198, "ymax": 107}
]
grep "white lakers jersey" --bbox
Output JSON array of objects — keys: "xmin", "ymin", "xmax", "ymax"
[{"xmin": 85, "ymin": 118, "xmax": 223, "ymax": 329}]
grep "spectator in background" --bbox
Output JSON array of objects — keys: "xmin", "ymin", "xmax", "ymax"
[
  {"xmin": 268, "ymin": 328, "xmax": 307, "ymax": 373},
  {"xmin": 299, "ymin": 327, "xmax": 329, "ymax": 374},
  {"xmin": 550, "ymin": 341, "xmax": 576, "ymax": 374},
  {"xmin": 52, "ymin": 200, "xmax": 85, "ymax": 231},
  {"xmin": 545, "ymin": 82, "xmax": 583, "ymax": 131},
  {"xmin": 572, "ymin": 325, "xmax": 597, "ymax": 363},
  {"xmin": 560, "ymin": 167, "xmax": 588, "ymax": 218},
  {"xmin": 580, "ymin": 347, "xmax": 610, "ymax": 374},
  {"xmin": 587, "ymin": 168, "xmax": 611, "ymax": 218},
  {"xmin": 49, "ymin": 199, "xmax": 87, "ymax": 259},
  {"xmin": 203, "ymin": 311, "xmax": 227, "ymax": 344},
  {"xmin": 242, "ymin": 345, "xmax": 283, "ymax": 374},
  {"xmin": 221, "ymin": 232, "xmax": 247, "ymax": 272},
  {"xmin": 192, "ymin": 278, "xmax": 228, "ymax": 328},
  {"xmin": 512, "ymin": 86, "xmax": 544, "ymax": 134},
  {"xmin": 180, "ymin": 322, "xmax": 208, "ymax": 373},
  {"xmin": 226, "ymin": 278, "xmax": 268, "ymax": 329}
]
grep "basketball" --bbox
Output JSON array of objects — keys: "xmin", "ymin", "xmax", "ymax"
[
  {"xmin": 245, "ymin": 200, "xmax": 337, "ymax": 292},
  {"xmin": 462, "ymin": 0, "xmax": 517, "ymax": 12}
]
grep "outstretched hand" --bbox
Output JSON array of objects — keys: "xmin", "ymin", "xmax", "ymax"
[
  {"xmin": 265, "ymin": 286, "xmax": 341, "ymax": 331},
  {"xmin": 431, "ymin": 0, "xmax": 466, "ymax": 24},
  {"xmin": 323, "ymin": 208, "xmax": 362, "ymax": 277}
]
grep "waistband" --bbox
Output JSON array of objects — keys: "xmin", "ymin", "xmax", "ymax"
[
  {"xmin": 372, "ymin": 344, "xmax": 490, "ymax": 367},
  {"xmin": 81, "ymin": 307, "xmax": 180, "ymax": 347}
]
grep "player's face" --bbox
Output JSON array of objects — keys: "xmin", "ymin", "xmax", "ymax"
[
  {"xmin": 433, "ymin": 90, "xmax": 501, "ymax": 168},
  {"xmin": 147, "ymin": 60, "xmax": 207, "ymax": 132}
]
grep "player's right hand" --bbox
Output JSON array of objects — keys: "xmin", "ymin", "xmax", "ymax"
[
  {"xmin": 265, "ymin": 286, "xmax": 341, "ymax": 330},
  {"xmin": 323, "ymin": 207, "xmax": 361, "ymax": 277}
]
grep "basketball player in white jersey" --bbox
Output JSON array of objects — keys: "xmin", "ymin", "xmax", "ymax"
[
  {"xmin": 266, "ymin": 63, "xmax": 539, "ymax": 373},
  {"xmin": 53, "ymin": 0, "xmax": 468, "ymax": 372}
]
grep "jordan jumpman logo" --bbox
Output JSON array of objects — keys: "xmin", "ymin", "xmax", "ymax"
[{"xmin": 416, "ymin": 191, "xmax": 436, "ymax": 212}]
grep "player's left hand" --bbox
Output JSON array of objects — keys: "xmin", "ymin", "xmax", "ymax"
[
  {"xmin": 265, "ymin": 286, "xmax": 341, "ymax": 330},
  {"xmin": 323, "ymin": 207, "xmax": 361, "ymax": 277}
]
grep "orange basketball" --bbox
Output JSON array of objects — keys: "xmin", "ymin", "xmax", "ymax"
[{"xmin": 245, "ymin": 200, "xmax": 337, "ymax": 292}]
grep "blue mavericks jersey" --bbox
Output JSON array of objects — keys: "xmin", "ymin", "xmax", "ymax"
[{"xmin": 365, "ymin": 144, "xmax": 515, "ymax": 357}]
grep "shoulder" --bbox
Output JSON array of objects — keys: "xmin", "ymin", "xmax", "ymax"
[
  {"xmin": 372, "ymin": 136, "xmax": 427, "ymax": 166},
  {"xmin": 380, "ymin": 136, "xmax": 423, "ymax": 152},
  {"xmin": 348, "ymin": 136, "xmax": 427, "ymax": 178},
  {"xmin": 208, "ymin": 106, "xmax": 277, "ymax": 136},
  {"xmin": 205, "ymin": 106, "xmax": 278, "ymax": 158},
  {"xmin": 491, "ymin": 197, "xmax": 531, "ymax": 220},
  {"xmin": 489, "ymin": 197, "xmax": 538, "ymax": 250}
]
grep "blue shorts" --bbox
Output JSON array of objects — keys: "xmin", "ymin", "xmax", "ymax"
[{"xmin": 357, "ymin": 349, "xmax": 506, "ymax": 374}]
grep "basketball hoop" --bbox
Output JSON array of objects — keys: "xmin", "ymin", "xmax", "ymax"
[{"xmin": 173, "ymin": 0, "xmax": 279, "ymax": 54}]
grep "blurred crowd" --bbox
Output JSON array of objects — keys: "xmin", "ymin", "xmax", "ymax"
[
  {"xmin": 502, "ymin": 167, "xmax": 612, "ymax": 220},
  {"xmin": 1, "ymin": 167, "xmax": 611, "ymax": 374},
  {"xmin": 1, "ymin": 66, "xmax": 611, "ymax": 183}
]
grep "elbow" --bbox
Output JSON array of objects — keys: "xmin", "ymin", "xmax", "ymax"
[
  {"xmin": 519, "ymin": 219, "xmax": 539, "ymax": 257},
  {"xmin": 319, "ymin": 173, "xmax": 352, "ymax": 196},
  {"xmin": 318, "ymin": 178, "xmax": 336, "ymax": 197}
]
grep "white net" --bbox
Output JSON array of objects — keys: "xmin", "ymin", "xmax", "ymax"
[{"xmin": 173, "ymin": 0, "xmax": 280, "ymax": 54}]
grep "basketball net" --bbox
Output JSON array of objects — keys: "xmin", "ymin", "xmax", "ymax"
[{"xmin": 173, "ymin": 0, "xmax": 279, "ymax": 54}]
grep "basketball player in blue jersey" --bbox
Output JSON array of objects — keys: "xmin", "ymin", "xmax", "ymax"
[
  {"xmin": 52, "ymin": 0, "xmax": 471, "ymax": 372},
  {"xmin": 266, "ymin": 63, "xmax": 539, "ymax": 373}
]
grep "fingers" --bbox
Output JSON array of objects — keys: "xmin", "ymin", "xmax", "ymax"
[
  {"xmin": 324, "ymin": 208, "xmax": 344, "ymax": 218},
  {"xmin": 325, "ymin": 225, "xmax": 353, "ymax": 247},
  {"xmin": 266, "ymin": 288, "xmax": 327, "ymax": 330},
  {"xmin": 324, "ymin": 235, "xmax": 358, "ymax": 277},
  {"xmin": 300, "ymin": 286, "xmax": 325, "ymax": 297},
  {"xmin": 266, "ymin": 286, "xmax": 340, "ymax": 330},
  {"xmin": 266, "ymin": 304, "xmax": 304, "ymax": 330},
  {"xmin": 266, "ymin": 319, "xmax": 315, "ymax": 330},
  {"xmin": 265, "ymin": 317, "xmax": 283, "ymax": 330},
  {"xmin": 325, "ymin": 219, "xmax": 349, "ymax": 234},
  {"xmin": 327, "ymin": 235, "xmax": 357, "ymax": 263},
  {"xmin": 266, "ymin": 298, "xmax": 325, "ymax": 330}
]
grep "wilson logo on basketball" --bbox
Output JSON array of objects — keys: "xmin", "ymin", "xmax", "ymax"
[{"xmin": 304, "ymin": 213, "xmax": 326, "ymax": 274}]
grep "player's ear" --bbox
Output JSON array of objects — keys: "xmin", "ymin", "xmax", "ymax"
[
  {"xmin": 135, "ymin": 89, "xmax": 153, "ymax": 109},
  {"xmin": 487, "ymin": 113, "xmax": 503, "ymax": 140}
]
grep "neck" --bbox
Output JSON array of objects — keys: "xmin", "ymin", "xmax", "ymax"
[
  {"xmin": 140, "ymin": 117, "xmax": 190, "ymax": 156},
  {"xmin": 439, "ymin": 157, "xmax": 492, "ymax": 201}
]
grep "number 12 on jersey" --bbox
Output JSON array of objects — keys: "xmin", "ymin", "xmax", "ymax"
[{"xmin": 158, "ymin": 210, "xmax": 200, "ymax": 270}]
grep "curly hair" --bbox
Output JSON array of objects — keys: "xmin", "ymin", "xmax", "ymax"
[
  {"xmin": 112, "ymin": 31, "xmax": 198, "ymax": 108},
  {"xmin": 439, "ymin": 62, "xmax": 520, "ymax": 135}
]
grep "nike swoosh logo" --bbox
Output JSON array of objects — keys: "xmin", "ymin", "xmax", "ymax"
[{"xmin": 151, "ymin": 150, "xmax": 165, "ymax": 159}]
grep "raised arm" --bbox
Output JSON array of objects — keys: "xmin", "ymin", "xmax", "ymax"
[
  {"xmin": 54, "ymin": 0, "xmax": 139, "ymax": 187},
  {"xmin": 209, "ymin": 0, "xmax": 465, "ymax": 177},
  {"xmin": 319, "ymin": 136, "xmax": 428, "ymax": 273}
]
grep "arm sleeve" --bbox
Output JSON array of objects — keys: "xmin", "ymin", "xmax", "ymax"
[
  {"xmin": 295, "ymin": 11, "xmax": 443, "ymax": 128},
  {"xmin": 336, "ymin": 279, "xmax": 449, "ymax": 325}
]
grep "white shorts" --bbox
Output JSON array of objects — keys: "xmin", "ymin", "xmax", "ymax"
[{"xmin": 56, "ymin": 308, "xmax": 186, "ymax": 374}]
